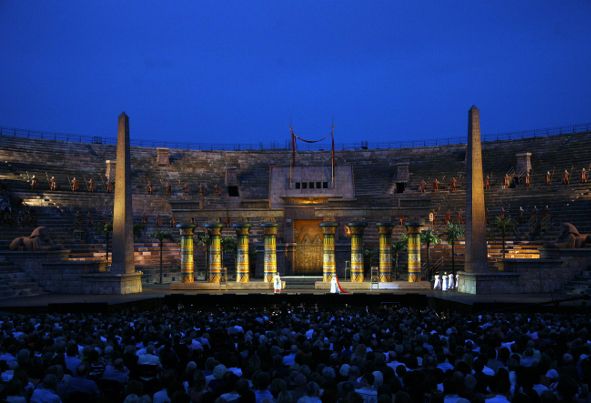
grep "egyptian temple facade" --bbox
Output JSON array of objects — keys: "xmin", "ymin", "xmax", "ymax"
[{"xmin": 1, "ymin": 125, "xmax": 590, "ymax": 295}]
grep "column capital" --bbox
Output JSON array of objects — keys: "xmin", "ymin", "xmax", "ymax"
[
  {"xmin": 376, "ymin": 222, "xmax": 394, "ymax": 234},
  {"xmin": 346, "ymin": 221, "xmax": 367, "ymax": 235},
  {"xmin": 405, "ymin": 222, "xmax": 422, "ymax": 234},
  {"xmin": 177, "ymin": 223, "xmax": 196, "ymax": 236},
  {"xmin": 204, "ymin": 222, "xmax": 223, "ymax": 236},
  {"xmin": 262, "ymin": 223, "xmax": 278, "ymax": 236},
  {"xmin": 233, "ymin": 223, "xmax": 251, "ymax": 236},
  {"xmin": 320, "ymin": 221, "xmax": 338, "ymax": 235}
]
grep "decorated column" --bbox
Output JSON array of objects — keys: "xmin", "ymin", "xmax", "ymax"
[
  {"xmin": 406, "ymin": 223, "xmax": 422, "ymax": 282},
  {"xmin": 262, "ymin": 223, "xmax": 278, "ymax": 282},
  {"xmin": 320, "ymin": 222, "xmax": 338, "ymax": 282},
  {"xmin": 233, "ymin": 223, "xmax": 251, "ymax": 283},
  {"xmin": 177, "ymin": 224, "xmax": 196, "ymax": 283},
  {"xmin": 347, "ymin": 222, "xmax": 367, "ymax": 282},
  {"xmin": 376, "ymin": 222, "xmax": 393, "ymax": 282},
  {"xmin": 204, "ymin": 223, "xmax": 223, "ymax": 283}
]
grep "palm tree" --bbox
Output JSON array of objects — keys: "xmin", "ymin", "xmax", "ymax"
[
  {"xmin": 195, "ymin": 231, "xmax": 211, "ymax": 279},
  {"xmin": 103, "ymin": 223, "xmax": 113, "ymax": 262},
  {"xmin": 494, "ymin": 215, "xmax": 514, "ymax": 260},
  {"xmin": 221, "ymin": 236, "xmax": 237, "ymax": 280},
  {"xmin": 420, "ymin": 229, "xmax": 441, "ymax": 279},
  {"xmin": 153, "ymin": 231, "xmax": 173, "ymax": 284},
  {"xmin": 445, "ymin": 222, "xmax": 464, "ymax": 275},
  {"xmin": 391, "ymin": 234, "xmax": 408, "ymax": 280}
]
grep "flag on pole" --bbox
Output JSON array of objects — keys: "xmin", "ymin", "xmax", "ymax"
[{"xmin": 331, "ymin": 122, "xmax": 335, "ymax": 186}]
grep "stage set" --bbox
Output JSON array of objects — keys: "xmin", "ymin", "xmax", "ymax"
[{"xmin": 2, "ymin": 107, "xmax": 591, "ymax": 306}]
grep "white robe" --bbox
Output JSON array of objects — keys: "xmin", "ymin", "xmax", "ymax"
[
  {"xmin": 273, "ymin": 274, "xmax": 282, "ymax": 292},
  {"xmin": 330, "ymin": 276, "xmax": 339, "ymax": 293},
  {"xmin": 442, "ymin": 274, "xmax": 448, "ymax": 291},
  {"xmin": 433, "ymin": 275, "xmax": 441, "ymax": 290},
  {"xmin": 455, "ymin": 274, "xmax": 459, "ymax": 289},
  {"xmin": 447, "ymin": 273, "xmax": 455, "ymax": 290}
]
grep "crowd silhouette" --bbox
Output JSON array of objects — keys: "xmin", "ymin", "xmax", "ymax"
[{"xmin": 0, "ymin": 303, "xmax": 589, "ymax": 402}]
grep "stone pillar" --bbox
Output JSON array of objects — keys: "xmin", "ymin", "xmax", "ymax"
[
  {"xmin": 178, "ymin": 224, "xmax": 195, "ymax": 283},
  {"xmin": 465, "ymin": 105, "xmax": 488, "ymax": 273},
  {"xmin": 157, "ymin": 148, "xmax": 170, "ymax": 166},
  {"xmin": 516, "ymin": 152, "xmax": 532, "ymax": 175},
  {"xmin": 376, "ymin": 222, "xmax": 393, "ymax": 282},
  {"xmin": 104, "ymin": 113, "xmax": 141, "ymax": 294},
  {"xmin": 262, "ymin": 223, "xmax": 278, "ymax": 282},
  {"xmin": 105, "ymin": 160, "xmax": 116, "ymax": 181},
  {"xmin": 320, "ymin": 222, "xmax": 338, "ymax": 282},
  {"xmin": 112, "ymin": 113, "xmax": 135, "ymax": 275},
  {"xmin": 233, "ymin": 223, "xmax": 251, "ymax": 283},
  {"xmin": 347, "ymin": 222, "xmax": 367, "ymax": 282},
  {"xmin": 406, "ymin": 223, "xmax": 421, "ymax": 282},
  {"xmin": 204, "ymin": 223, "xmax": 223, "ymax": 283}
]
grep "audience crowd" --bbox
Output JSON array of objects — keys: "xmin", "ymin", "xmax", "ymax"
[{"xmin": 0, "ymin": 303, "xmax": 590, "ymax": 402}]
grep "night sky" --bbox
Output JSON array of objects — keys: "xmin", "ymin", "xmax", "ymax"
[{"xmin": 1, "ymin": 1, "xmax": 590, "ymax": 146}]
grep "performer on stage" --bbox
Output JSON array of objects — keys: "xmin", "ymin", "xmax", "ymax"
[
  {"xmin": 330, "ymin": 275, "xmax": 339, "ymax": 294},
  {"xmin": 442, "ymin": 272, "xmax": 448, "ymax": 291},
  {"xmin": 273, "ymin": 273, "xmax": 282, "ymax": 294},
  {"xmin": 447, "ymin": 272, "xmax": 455, "ymax": 290},
  {"xmin": 433, "ymin": 273, "xmax": 441, "ymax": 290}
]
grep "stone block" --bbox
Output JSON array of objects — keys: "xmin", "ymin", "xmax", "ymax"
[
  {"xmin": 81, "ymin": 272, "xmax": 143, "ymax": 294},
  {"xmin": 457, "ymin": 271, "xmax": 520, "ymax": 294}
]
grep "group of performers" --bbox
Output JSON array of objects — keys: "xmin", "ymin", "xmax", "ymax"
[{"xmin": 433, "ymin": 272, "xmax": 459, "ymax": 291}]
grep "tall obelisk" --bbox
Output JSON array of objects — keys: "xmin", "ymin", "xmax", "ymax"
[
  {"xmin": 464, "ymin": 106, "xmax": 488, "ymax": 273},
  {"xmin": 111, "ymin": 112, "xmax": 135, "ymax": 275}
]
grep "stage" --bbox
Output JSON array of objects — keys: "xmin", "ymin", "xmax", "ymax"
[{"xmin": 0, "ymin": 282, "xmax": 587, "ymax": 313}]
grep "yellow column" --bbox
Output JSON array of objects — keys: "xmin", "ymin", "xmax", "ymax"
[
  {"xmin": 262, "ymin": 223, "xmax": 278, "ymax": 282},
  {"xmin": 377, "ymin": 222, "xmax": 393, "ymax": 282},
  {"xmin": 406, "ymin": 223, "xmax": 422, "ymax": 282},
  {"xmin": 320, "ymin": 222, "xmax": 338, "ymax": 282},
  {"xmin": 204, "ymin": 223, "xmax": 223, "ymax": 283},
  {"xmin": 347, "ymin": 222, "xmax": 367, "ymax": 282},
  {"xmin": 233, "ymin": 223, "xmax": 251, "ymax": 283},
  {"xmin": 177, "ymin": 224, "xmax": 195, "ymax": 283}
]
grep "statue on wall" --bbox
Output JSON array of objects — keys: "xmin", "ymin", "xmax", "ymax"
[
  {"xmin": 8, "ymin": 226, "xmax": 60, "ymax": 251},
  {"xmin": 547, "ymin": 223, "xmax": 591, "ymax": 249}
]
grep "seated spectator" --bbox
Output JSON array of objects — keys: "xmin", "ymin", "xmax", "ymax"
[{"xmin": 62, "ymin": 363, "xmax": 100, "ymax": 402}]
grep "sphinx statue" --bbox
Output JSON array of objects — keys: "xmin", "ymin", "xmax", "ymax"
[
  {"xmin": 8, "ymin": 226, "xmax": 59, "ymax": 251},
  {"xmin": 547, "ymin": 223, "xmax": 591, "ymax": 249}
]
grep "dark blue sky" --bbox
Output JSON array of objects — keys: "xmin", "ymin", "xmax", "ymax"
[{"xmin": 1, "ymin": 1, "xmax": 590, "ymax": 145}]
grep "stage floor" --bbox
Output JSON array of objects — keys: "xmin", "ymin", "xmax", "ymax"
[{"xmin": 0, "ymin": 283, "xmax": 586, "ymax": 311}]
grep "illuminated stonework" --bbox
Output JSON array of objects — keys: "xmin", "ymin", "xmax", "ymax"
[
  {"xmin": 262, "ymin": 223, "xmax": 278, "ymax": 282},
  {"xmin": 204, "ymin": 223, "xmax": 223, "ymax": 283},
  {"xmin": 347, "ymin": 222, "xmax": 367, "ymax": 282},
  {"xmin": 177, "ymin": 224, "xmax": 196, "ymax": 283},
  {"xmin": 406, "ymin": 223, "xmax": 421, "ymax": 282},
  {"xmin": 320, "ymin": 222, "xmax": 338, "ymax": 282},
  {"xmin": 233, "ymin": 223, "xmax": 251, "ymax": 283}
]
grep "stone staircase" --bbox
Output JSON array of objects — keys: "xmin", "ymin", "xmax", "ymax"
[
  {"xmin": 282, "ymin": 276, "xmax": 322, "ymax": 290},
  {"xmin": 0, "ymin": 256, "xmax": 45, "ymax": 298}
]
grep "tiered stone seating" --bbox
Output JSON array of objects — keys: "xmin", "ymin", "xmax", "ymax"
[{"xmin": 2, "ymin": 129, "xmax": 590, "ymax": 288}]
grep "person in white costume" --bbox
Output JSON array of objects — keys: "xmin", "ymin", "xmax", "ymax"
[
  {"xmin": 455, "ymin": 273, "xmax": 459, "ymax": 290},
  {"xmin": 442, "ymin": 272, "xmax": 448, "ymax": 291},
  {"xmin": 330, "ymin": 275, "xmax": 339, "ymax": 294},
  {"xmin": 273, "ymin": 273, "xmax": 282, "ymax": 294},
  {"xmin": 433, "ymin": 273, "xmax": 441, "ymax": 290},
  {"xmin": 447, "ymin": 273, "xmax": 455, "ymax": 290}
]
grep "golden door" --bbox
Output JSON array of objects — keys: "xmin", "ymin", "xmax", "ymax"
[{"xmin": 294, "ymin": 219, "xmax": 323, "ymax": 274}]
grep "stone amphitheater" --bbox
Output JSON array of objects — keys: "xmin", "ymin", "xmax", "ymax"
[{"xmin": 1, "ymin": 123, "xmax": 590, "ymax": 299}]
